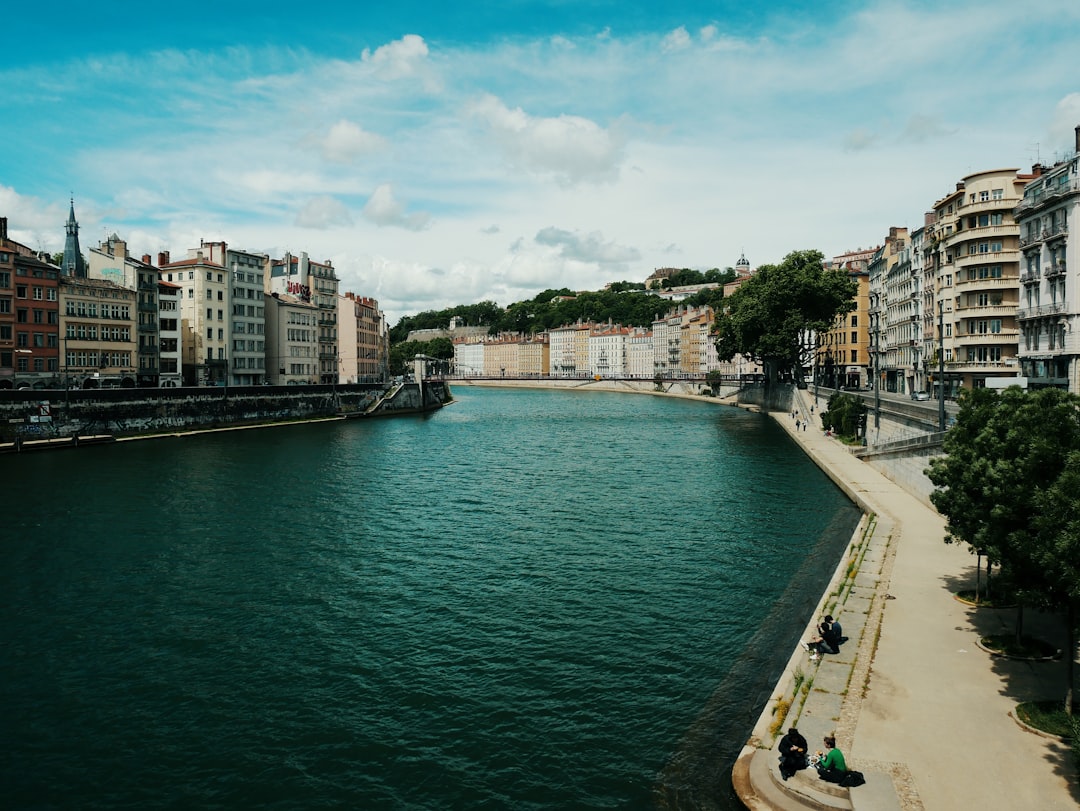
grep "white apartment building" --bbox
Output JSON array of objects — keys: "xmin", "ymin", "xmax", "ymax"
[
  {"xmin": 195, "ymin": 241, "xmax": 267, "ymax": 387},
  {"xmin": 588, "ymin": 325, "xmax": 627, "ymax": 378},
  {"xmin": 161, "ymin": 251, "xmax": 228, "ymax": 386},
  {"xmin": 1017, "ymin": 128, "xmax": 1080, "ymax": 391},
  {"xmin": 453, "ymin": 339, "xmax": 485, "ymax": 377},
  {"xmin": 625, "ymin": 327, "xmax": 654, "ymax": 378}
]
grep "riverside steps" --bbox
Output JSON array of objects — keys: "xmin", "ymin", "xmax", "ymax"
[{"xmin": 732, "ymin": 387, "xmax": 1079, "ymax": 810}]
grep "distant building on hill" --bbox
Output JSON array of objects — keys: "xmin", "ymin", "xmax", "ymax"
[{"xmin": 407, "ymin": 315, "xmax": 490, "ymax": 343}]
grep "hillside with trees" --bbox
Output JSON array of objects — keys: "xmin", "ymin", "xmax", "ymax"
[{"xmin": 388, "ymin": 269, "xmax": 735, "ymax": 346}]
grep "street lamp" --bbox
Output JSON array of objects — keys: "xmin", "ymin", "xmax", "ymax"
[{"xmin": 938, "ymin": 300, "xmax": 946, "ymax": 432}]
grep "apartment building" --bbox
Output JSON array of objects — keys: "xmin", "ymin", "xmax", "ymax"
[
  {"xmin": 1016, "ymin": 127, "xmax": 1080, "ymax": 392},
  {"xmin": 625, "ymin": 327, "xmax": 654, "ymax": 378},
  {"xmin": 548, "ymin": 322, "xmax": 592, "ymax": 377},
  {"xmin": 338, "ymin": 292, "xmax": 388, "ymax": 383},
  {"xmin": 87, "ymin": 234, "xmax": 160, "ymax": 387},
  {"xmin": 160, "ymin": 251, "xmax": 230, "ymax": 386},
  {"xmin": 157, "ymin": 280, "xmax": 183, "ymax": 387},
  {"xmin": 194, "ymin": 241, "xmax": 267, "ymax": 387},
  {"xmin": 818, "ymin": 249, "xmax": 874, "ymax": 389},
  {"xmin": 264, "ymin": 292, "xmax": 320, "ymax": 385},
  {"xmin": 2, "ymin": 219, "xmax": 61, "ymax": 388},
  {"xmin": 60, "ymin": 275, "xmax": 137, "ymax": 388},
  {"xmin": 927, "ymin": 168, "xmax": 1028, "ymax": 393},
  {"xmin": 453, "ymin": 338, "xmax": 485, "ymax": 377},
  {"xmin": 268, "ymin": 252, "xmax": 338, "ymax": 384},
  {"xmin": 881, "ymin": 227, "xmax": 919, "ymax": 394},
  {"xmin": 589, "ymin": 324, "xmax": 628, "ymax": 378}
]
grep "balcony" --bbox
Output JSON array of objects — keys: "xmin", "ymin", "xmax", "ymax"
[
  {"xmin": 953, "ymin": 304, "xmax": 1015, "ymax": 317},
  {"xmin": 1045, "ymin": 263, "xmax": 1068, "ymax": 280},
  {"xmin": 1017, "ymin": 302, "xmax": 1068, "ymax": 320},
  {"xmin": 953, "ymin": 331, "xmax": 1019, "ymax": 348}
]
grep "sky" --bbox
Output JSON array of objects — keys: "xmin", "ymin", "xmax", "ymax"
[{"xmin": 2, "ymin": 1, "xmax": 1080, "ymax": 326}]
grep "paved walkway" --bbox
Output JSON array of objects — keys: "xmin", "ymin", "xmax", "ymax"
[{"xmin": 732, "ymin": 390, "xmax": 1079, "ymax": 810}]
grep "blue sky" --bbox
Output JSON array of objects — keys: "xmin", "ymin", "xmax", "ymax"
[{"xmin": 3, "ymin": 0, "xmax": 1079, "ymax": 325}]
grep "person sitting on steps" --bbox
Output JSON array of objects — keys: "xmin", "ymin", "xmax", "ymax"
[
  {"xmin": 815, "ymin": 734, "xmax": 848, "ymax": 784},
  {"xmin": 822, "ymin": 614, "xmax": 844, "ymax": 652},
  {"xmin": 778, "ymin": 726, "xmax": 809, "ymax": 780}
]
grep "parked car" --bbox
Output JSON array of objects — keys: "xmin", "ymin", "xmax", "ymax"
[{"xmin": 911, "ymin": 390, "xmax": 931, "ymax": 401}]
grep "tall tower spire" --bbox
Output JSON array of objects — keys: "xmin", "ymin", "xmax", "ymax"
[{"xmin": 63, "ymin": 198, "xmax": 86, "ymax": 278}]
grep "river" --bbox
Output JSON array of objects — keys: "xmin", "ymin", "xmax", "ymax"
[{"xmin": 1, "ymin": 386, "xmax": 860, "ymax": 809}]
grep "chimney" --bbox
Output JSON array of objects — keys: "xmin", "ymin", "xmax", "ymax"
[
  {"xmin": 0, "ymin": 216, "xmax": 6, "ymax": 241},
  {"xmin": 1075, "ymin": 124, "xmax": 1080, "ymax": 155},
  {"xmin": 157, "ymin": 251, "xmax": 170, "ymax": 267},
  {"xmin": 142, "ymin": 254, "xmax": 152, "ymax": 264}
]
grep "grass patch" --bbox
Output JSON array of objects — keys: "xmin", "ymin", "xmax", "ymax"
[
  {"xmin": 769, "ymin": 697, "xmax": 792, "ymax": 737},
  {"xmin": 1016, "ymin": 700, "xmax": 1079, "ymax": 738},
  {"xmin": 980, "ymin": 634, "xmax": 1059, "ymax": 659}
]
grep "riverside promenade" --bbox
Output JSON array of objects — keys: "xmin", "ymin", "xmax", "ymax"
[{"xmin": 733, "ymin": 388, "xmax": 1079, "ymax": 810}]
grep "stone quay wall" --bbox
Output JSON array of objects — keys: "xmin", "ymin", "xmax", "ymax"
[{"xmin": 0, "ymin": 382, "xmax": 451, "ymax": 444}]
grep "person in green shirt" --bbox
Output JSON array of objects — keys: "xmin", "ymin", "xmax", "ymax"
[{"xmin": 816, "ymin": 734, "xmax": 847, "ymax": 783}]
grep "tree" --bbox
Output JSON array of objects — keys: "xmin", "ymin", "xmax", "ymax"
[
  {"xmin": 928, "ymin": 387, "xmax": 1080, "ymax": 711},
  {"xmin": 713, "ymin": 250, "xmax": 856, "ymax": 383},
  {"xmin": 819, "ymin": 392, "xmax": 865, "ymax": 440},
  {"xmin": 1033, "ymin": 452, "xmax": 1080, "ymax": 714}
]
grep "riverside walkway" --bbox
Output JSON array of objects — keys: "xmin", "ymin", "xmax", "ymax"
[{"xmin": 732, "ymin": 389, "xmax": 1078, "ymax": 810}]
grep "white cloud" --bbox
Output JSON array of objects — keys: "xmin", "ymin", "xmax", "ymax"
[
  {"xmin": 466, "ymin": 93, "xmax": 624, "ymax": 185},
  {"xmin": 320, "ymin": 120, "xmax": 386, "ymax": 164},
  {"xmin": 360, "ymin": 34, "xmax": 433, "ymax": 83},
  {"xmin": 362, "ymin": 184, "xmax": 431, "ymax": 231},
  {"xmin": 534, "ymin": 227, "xmax": 641, "ymax": 265},
  {"xmin": 295, "ymin": 196, "xmax": 353, "ymax": 229},
  {"xmin": 661, "ymin": 27, "xmax": 693, "ymax": 52}
]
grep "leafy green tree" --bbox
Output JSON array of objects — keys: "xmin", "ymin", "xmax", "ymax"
[
  {"xmin": 928, "ymin": 387, "xmax": 1080, "ymax": 668},
  {"xmin": 713, "ymin": 250, "xmax": 856, "ymax": 383},
  {"xmin": 1033, "ymin": 452, "xmax": 1080, "ymax": 714}
]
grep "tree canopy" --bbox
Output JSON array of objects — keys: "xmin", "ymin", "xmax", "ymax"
[
  {"xmin": 713, "ymin": 250, "xmax": 856, "ymax": 382},
  {"xmin": 927, "ymin": 386, "xmax": 1080, "ymax": 712},
  {"xmin": 389, "ymin": 279, "xmax": 733, "ymax": 345}
]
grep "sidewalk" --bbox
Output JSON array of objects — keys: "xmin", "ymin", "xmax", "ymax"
[{"xmin": 732, "ymin": 391, "xmax": 1078, "ymax": 810}]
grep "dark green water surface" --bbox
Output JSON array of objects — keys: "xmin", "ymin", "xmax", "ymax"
[{"xmin": 1, "ymin": 386, "xmax": 860, "ymax": 809}]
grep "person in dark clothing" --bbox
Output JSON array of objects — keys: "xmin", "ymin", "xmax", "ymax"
[
  {"xmin": 822, "ymin": 614, "xmax": 844, "ymax": 652},
  {"xmin": 778, "ymin": 727, "xmax": 809, "ymax": 779},
  {"xmin": 803, "ymin": 617, "xmax": 837, "ymax": 657}
]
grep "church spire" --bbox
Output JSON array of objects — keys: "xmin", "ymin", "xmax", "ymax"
[{"xmin": 63, "ymin": 198, "xmax": 86, "ymax": 278}]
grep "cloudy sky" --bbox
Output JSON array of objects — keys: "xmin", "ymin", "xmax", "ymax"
[{"xmin": 3, "ymin": 0, "xmax": 1079, "ymax": 325}]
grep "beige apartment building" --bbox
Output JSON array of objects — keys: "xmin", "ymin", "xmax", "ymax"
[
  {"xmin": 818, "ymin": 248, "xmax": 874, "ymax": 390},
  {"xmin": 927, "ymin": 168, "xmax": 1030, "ymax": 394},
  {"xmin": 338, "ymin": 292, "xmax": 388, "ymax": 383},
  {"xmin": 60, "ymin": 276, "xmax": 138, "ymax": 388}
]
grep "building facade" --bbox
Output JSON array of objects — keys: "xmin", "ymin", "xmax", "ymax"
[
  {"xmin": 928, "ymin": 168, "xmax": 1028, "ymax": 393},
  {"xmin": 1016, "ymin": 129, "xmax": 1080, "ymax": 392},
  {"xmin": 338, "ymin": 292, "xmax": 388, "ymax": 383}
]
